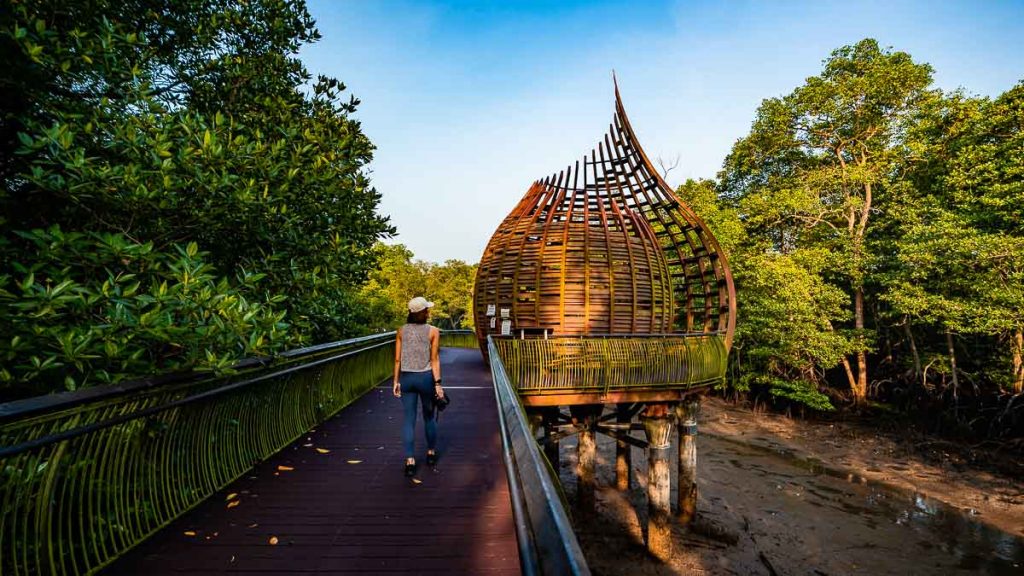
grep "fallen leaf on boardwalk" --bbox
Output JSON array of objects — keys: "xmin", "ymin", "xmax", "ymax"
[
  {"xmin": 277, "ymin": 465, "xmax": 294, "ymax": 471},
  {"xmin": 269, "ymin": 536, "xmax": 279, "ymax": 545},
  {"xmin": 225, "ymin": 493, "xmax": 238, "ymax": 501},
  {"xmin": 411, "ymin": 478, "xmax": 422, "ymax": 484},
  {"xmin": 226, "ymin": 500, "xmax": 240, "ymax": 509},
  {"xmin": 303, "ymin": 443, "xmax": 313, "ymax": 447},
  {"xmin": 248, "ymin": 523, "xmax": 258, "ymax": 528},
  {"xmin": 316, "ymin": 448, "xmax": 330, "ymax": 454},
  {"xmin": 183, "ymin": 531, "xmax": 197, "ymax": 537},
  {"xmin": 230, "ymin": 556, "xmax": 236, "ymax": 564},
  {"xmin": 346, "ymin": 460, "xmax": 362, "ymax": 464}
]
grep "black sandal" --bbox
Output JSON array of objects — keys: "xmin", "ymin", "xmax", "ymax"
[
  {"xmin": 404, "ymin": 462, "xmax": 416, "ymax": 477},
  {"xmin": 426, "ymin": 452, "xmax": 438, "ymax": 466}
]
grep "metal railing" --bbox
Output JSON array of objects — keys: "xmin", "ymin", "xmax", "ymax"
[
  {"xmin": 492, "ymin": 333, "xmax": 727, "ymax": 396},
  {"xmin": 0, "ymin": 329, "xmax": 476, "ymax": 576},
  {"xmin": 487, "ymin": 336, "xmax": 591, "ymax": 576}
]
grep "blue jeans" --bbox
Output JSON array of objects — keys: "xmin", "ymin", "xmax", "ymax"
[{"xmin": 400, "ymin": 371, "xmax": 437, "ymax": 459}]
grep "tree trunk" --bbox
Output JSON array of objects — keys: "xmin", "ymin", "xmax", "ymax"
[
  {"xmin": 904, "ymin": 317, "xmax": 922, "ymax": 379},
  {"xmin": 853, "ymin": 287, "xmax": 868, "ymax": 402},
  {"xmin": 946, "ymin": 330, "xmax": 959, "ymax": 399},
  {"xmin": 840, "ymin": 357, "xmax": 857, "ymax": 393},
  {"xmin": 1012, "ymin": 329, "xmax": 1023, "ymax": 394}
]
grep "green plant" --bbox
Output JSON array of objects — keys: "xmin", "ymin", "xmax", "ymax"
[{"xmin": 0, "ymin": 227, "xmax": 290, "ymax": 397}]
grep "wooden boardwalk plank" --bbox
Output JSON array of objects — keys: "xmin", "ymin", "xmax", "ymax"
[{"xmin": 104, "ymin": 348, "xmax": 521, "ymax": 575}]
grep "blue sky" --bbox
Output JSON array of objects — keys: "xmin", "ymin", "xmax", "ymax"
[{"xmin": 300, "ymin": 0, "xmax": 1024, "ymax": 263}]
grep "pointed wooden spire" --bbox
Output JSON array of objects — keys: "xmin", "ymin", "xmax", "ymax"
[{"xmin": 474, "ymin": 83, "xmax": 736, "ymax": 349}]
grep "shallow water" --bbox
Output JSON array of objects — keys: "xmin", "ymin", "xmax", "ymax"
[
  {"xmin": 703, "ymin": 434, "xmax": 1024, "ymax": 574},
  {"xmin": 559, "ymin": 429, "xmax": 1024, "ymax": 575}
]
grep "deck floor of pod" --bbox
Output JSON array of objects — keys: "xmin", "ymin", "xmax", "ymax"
[{"xmin": 104, "ymin": 348, "xmax": 521, "ymax": 576}]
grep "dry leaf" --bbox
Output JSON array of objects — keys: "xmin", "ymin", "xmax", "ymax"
[
  {"xmin": 226, "ymin": 500, "xmax": 240, "ymax": 509},
  {"xmin": 248, "ymin": 523, "xmax": 259, "ymax": 528},
  {"xmin": 346, "ymin": 460, "xmax": 362, "ymax": 464},
  {"xmin": 316, "ymin": 448, "xmax": 330, "ymax": 454},
  {"xmin": 183, "ymin": 531, "xmax": 197, "ymax": 537},
  {"xmin": 411, "ymin": 478, "xmax": 422, "ymax": 484},
  {"xmin": 269, "ymin": 536, "xmax": 279, "ymax": 545},
  {"xmin": 302, "ymin": 443, "xmax": 313, "ymax": 447},
  {"xmin": 225, "ymin": 493, "xmax": 238, "ymax": 501},
  {"xmin": 277, "ymin": 465, "xmax": 294, "ymax": 471}
]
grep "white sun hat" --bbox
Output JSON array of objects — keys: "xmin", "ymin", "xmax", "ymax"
[{"xmin": 407, "ymin": 296, "xmax": 435, "ymax": 313}]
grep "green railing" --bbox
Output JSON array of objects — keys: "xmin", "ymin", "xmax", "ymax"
[
  {"xmin": 487, "ymin": 337, "xmax": 590, "ymax": 576},
  {"xmin": 0, "ymin": 329, "xmax": 475, "ymax": 576},
  {"xmin": 439, "ymin": 329, "xmax": 478, "ymax": 350},
  {"xmin": 492, "ymin": 333, "xmax": 727, "ymax": 396}
]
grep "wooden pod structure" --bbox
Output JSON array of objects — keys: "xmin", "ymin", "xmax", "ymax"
[{"xmin": 474, "ymin": 83, "xmax": 736, "ymax": 349}]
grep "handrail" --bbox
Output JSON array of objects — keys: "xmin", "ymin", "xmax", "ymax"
[
  {"xmin": 491, "ymin": 331, "xmax": 723, "ymax": 339},
  {"xmin": 0, "ymin": 332, "xmax": 397, "ymax": 422},
  {"xmin": 493, "ymin": 334, "xmax": 728, "ymax": 395},
  {"xmin": 0, "ymin": 329, "xmax": 476, "ymax": 576},
  {"xmin": 0, "ymin": 329, "xmax": 478, "ymax": 421},
  {"xmin": 487, "ymin": 336, "xmax": 591, "ymax": 576}
]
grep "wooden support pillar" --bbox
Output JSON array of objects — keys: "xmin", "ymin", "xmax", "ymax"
[
  {"xmin": 674, "ymin": 398, "xmax": 700, "ymax": 524},
  {"xmin": 641, "ymin": 403, "xmax": 673, "ymax": 560},
  {"xmin": 615, "ymin": 403, "xmax": 632, "ymax": 491},
  {"xmin": 570, "ymin": 405, "xmax": 602, "ymax": 511}
]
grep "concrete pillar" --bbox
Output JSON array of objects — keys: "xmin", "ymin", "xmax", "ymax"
[
  {"xmin": 615, "ymin": 403, "xmax": 632, "ymax": 491},
  {"xmin": 641, "ymin": 404, "xmax": 673, "ymax": 560},
  {"xmin": 526, "ymin": 408, "xmax": 544, "ymax": 437},
  {"xmin": 542, "ymin": 407, "xmax": 560, "ymax": 466},
  {"xmin": 570, "ymin": 405, "xmax": 602, "ymax": 511},
  {"xmin": 674, "ymin": 398, "xmax": 700, "ymax": 524}
]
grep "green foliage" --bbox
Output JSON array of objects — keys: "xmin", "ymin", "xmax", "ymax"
[
  {"xmin": 718, "ymin": 38, "xmax": 934, "ymax": 404},
  {"xmin": 878, "ymin": 83, "xmax": 1024, "ymax": 392},
  {"xmin": 693, "ymin": 37, "xmax": 1023, "ymax": 419},
  {"xmin": 741, "ymin": 375, "xmax": 835, "ymax": 412},
  {"xmin": 0, "ymin": 227, "xmax": 289, "ymax": 396},
  {"xmin": 0, "ymin": 1, "xmax": 393, "ymax": 398},
  {"xmin": 356, "ymin": 243, "xmax": 477, "ymax": 332}
]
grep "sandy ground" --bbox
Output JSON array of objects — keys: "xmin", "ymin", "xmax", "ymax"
[{"xmin": 555, "ymin": 398, "xmax": 1024, "ymax": 576}]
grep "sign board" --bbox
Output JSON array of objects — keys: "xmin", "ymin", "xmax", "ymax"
[
  {"xmin": 500, "ymin": 319, "xmax": 511, "ymax": 335},
  {"xmin": 500, "ymin": 308, "xmax": 510, "ymax": 318},
  {"xmin": 489, "ymin": 317, "xmax": 496, "ymax": 329}
]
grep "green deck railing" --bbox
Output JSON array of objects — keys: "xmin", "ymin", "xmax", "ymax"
[
  {"xmin": 492, "ymin": 333, "xmax": 728, "ymax": 396},
  {"xmin": 0, "ymin": 330, "xmax": 476, "ymax": 576},
  {"xmin": 487, "ymin": 336, "xmax": 590, "ymax": 576}
]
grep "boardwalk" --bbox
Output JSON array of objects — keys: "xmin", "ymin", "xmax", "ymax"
[{"xmin": 106, "ymin": 348, "xmax": 521, "ymax": 575}]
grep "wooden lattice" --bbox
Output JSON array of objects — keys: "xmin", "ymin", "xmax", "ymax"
[{"xmin": 474, "ymin": 83, "xmax": 736, "ymax": 349}]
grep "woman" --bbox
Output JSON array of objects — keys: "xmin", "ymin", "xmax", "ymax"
[{"xmin": 393, "ymin": 296, "xmax": 445, "ymax": 477}]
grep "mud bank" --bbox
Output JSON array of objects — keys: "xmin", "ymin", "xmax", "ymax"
[{"xmin": 556, "ymin": 400, "xmax": 1024, "ymax": 575}]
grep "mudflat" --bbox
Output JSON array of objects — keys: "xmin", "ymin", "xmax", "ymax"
[{"xmin": 559, "ymin": 398, "xmax": 1024, "ymax": 575}]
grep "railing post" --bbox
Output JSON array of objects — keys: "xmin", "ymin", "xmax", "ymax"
[
  {"xmin": 615, "ymin": 403, "xmax": 632, "ymax": 491},
  {"xmin": 641, "ymin": 403, "xmax": 673, "ymax": 560},
  {"xmin": 674, "ymin": 398, "xmax": 700, "ymax": 524}
]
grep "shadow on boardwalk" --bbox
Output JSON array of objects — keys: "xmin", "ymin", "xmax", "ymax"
[{"xmin": 106, "ymin": 348, "xmax": 520, "ymax": 575}]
